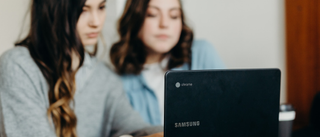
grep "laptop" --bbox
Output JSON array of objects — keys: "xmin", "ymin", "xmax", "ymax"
[{"xmin": 164, "ymin": 69, "xmax": 281, "ymax": 137}]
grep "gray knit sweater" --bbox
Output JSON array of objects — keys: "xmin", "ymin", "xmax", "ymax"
[{"xmin": 0, "ymin": 47, "xmax": 162, "ymax": 137}]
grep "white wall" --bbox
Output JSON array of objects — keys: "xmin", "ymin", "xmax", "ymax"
[
  {"xmin": 0, "ymin": 0, "xmax": 30, "ymax": 55},
  {"xmin": 0, "ymin": 0, "xmax": 286, "ymax": 103},
  {"xmin": 182, "ymin": 0, "xmax": 286, "ymax": 103}
]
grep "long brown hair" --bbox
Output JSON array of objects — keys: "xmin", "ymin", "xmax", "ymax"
[
  {"xmin": 15, "ymin": 0, "xmax": 86, "ymax": 136},
  {"xmin": 110, "ymin": 0, "xmax": 194, "ymax": 75}
]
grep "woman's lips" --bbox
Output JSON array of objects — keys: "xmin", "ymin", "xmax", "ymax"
[
  {"xmin": 155, "ymin": 34, "xmax": 169, "ymax": 40},
  {"xmin": 87, "ymin": 32, "xmax": 99, "ymax": 38}
]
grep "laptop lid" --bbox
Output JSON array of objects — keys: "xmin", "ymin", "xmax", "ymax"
[{"xmin": 164, "ymin": 69, "xmax": 280, "ymax": 137}]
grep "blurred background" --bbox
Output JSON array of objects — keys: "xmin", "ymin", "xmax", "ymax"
[{"xmin": 0, "ymin": 0, "xmax": 318, "ymax": 132}]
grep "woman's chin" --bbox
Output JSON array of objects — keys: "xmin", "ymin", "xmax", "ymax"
[
  {"xmin": 152, "ymin": 48, "xmax": 171, "ymax": 54},
  {"xmin": 82, "ymin": 39, "xmax": 98, "ymax": 46},
  {"xmin": 153, "ymin": 45, "xmax": 175, "ymax": 54}
]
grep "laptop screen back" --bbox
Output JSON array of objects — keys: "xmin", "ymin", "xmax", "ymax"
[{"xmin": 164, "ymin": 69, "xmax": 280, "ymax": 137}]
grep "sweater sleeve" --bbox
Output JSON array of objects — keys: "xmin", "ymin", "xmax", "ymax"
[
  {"xmin": 0, "ymin": 49, "xmax": 56, "ymax": 137},
  {"xmin": 103, "ymin": 74, "xmax": 163, "ymax": 137}
]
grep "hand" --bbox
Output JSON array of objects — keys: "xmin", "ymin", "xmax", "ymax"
[{"xmin": 144, "ymin": 132, "xmax": 163, "ymax": 137}]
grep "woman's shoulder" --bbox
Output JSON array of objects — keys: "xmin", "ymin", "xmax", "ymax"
[
  {"xmin": 191, "ymin": 39, "xmax": 216, "ymax": 53},
  {"xmin": 190, "ymin": 39, "xmax": 225, "ymax": 69},
  {"xmin": 1, "ymin": 46, "xmax": 30, "ymax": 60},
  {"xmin": 0, "ymin": 46, "xmax": 45, "ymax": 92},
  {"xmin": 191, "ymin": 39, "xmax": 219, "ymax": 60},
  {"xmin": 0, "ymin": 46, "xmax": 38, "ymax": 71}
]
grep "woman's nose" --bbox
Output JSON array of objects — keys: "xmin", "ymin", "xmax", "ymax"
[
  {"xmin": 89, "ymin": 12, "xmax": 101, "ymax": 27},
  {"xmin": 159, "ymin": 15, "xmax": 169, "ymax": 29}
]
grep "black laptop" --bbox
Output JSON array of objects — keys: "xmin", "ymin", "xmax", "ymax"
[{"xmin": 164, "ymin": 69, "xmax": 281, "ymax": 137}]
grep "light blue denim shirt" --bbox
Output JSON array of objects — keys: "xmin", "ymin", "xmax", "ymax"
[{"xmin": 120, "ymin": 40, "xmax": 225, "ymax": 125}]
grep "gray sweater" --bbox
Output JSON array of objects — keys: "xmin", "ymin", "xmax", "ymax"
[{"xmin": 0, "ymin": 47, "xmax": 162, "ymax": 137}]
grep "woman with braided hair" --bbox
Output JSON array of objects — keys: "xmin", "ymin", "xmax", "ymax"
[{"xmin": 0, "ymin": 0, "xmax": 163, "ymax": 137}]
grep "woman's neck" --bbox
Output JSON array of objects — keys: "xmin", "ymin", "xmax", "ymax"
[
  {"xmin": 145, "ymin": 53, "xmax": 165, "ymax": 65},
  {"xmin": 71, "ymin": 51, "xmax": 80, "ymax": 70}
]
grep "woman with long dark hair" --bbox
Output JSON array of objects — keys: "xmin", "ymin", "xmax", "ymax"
[
  {"xmin": 0, "ymin": 0, "xmax": 162, "ymax": 137},
  {"xmin": 110, "ymin": 0, "xmax": 225, "ymax": 125}
]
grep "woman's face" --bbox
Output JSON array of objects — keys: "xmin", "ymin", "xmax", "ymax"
[
  {"xmin": 77, "ymin": 0, "xmax": 106, "ymax": 46},
  {"xmin": 139, "ymin": 0, "xmax": 182, "ymax": 55}
]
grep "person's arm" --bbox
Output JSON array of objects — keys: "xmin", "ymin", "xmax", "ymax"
[
  {"xmin": 0, "ymin": 52, "xmax": 56, "ymax": 137},
  {"xmin": 103, "ymin": 77, "xmax": 163, "ymax": 137},
  {"xmin": 0, "ymin": 89, "xmax": 6, "ymax": 137},
  {"xmin": 144, "ymin": 132, "xmax": 163, "ymax": 137},
  {"xmin": 129, "ymin": 126, "xmax": 163, "ymax": 137}
]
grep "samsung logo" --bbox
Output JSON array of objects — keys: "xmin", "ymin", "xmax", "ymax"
[
  {"xmin": 175, "ymin": 121, "xmax": 200, "ymax": 128},
  {"xmin": 175, "ymin": 82, "xmax": 193, "ymax": 88}
]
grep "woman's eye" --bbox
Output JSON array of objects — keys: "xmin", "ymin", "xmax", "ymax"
[
  {"xmin": 99, "ymin": 5, "xmax": 106, "ymax": 10},
  {"xmin": 171, "ymin": 16, "xmax": 178, "ymax": 19},
  {"xmin": 82, "ymin": 8, "xmax": 88, "ymax": 12},
  {"xmin": 170, "ymin": 11, "xmax": 181, "ymax": 19},
  {"xmin": 171, "ymin": 15, "xmax": 180, "ymax": 19},
  {"xmin": 147, "ymin": 14, "xmax": 157, "ymax": 17}
]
